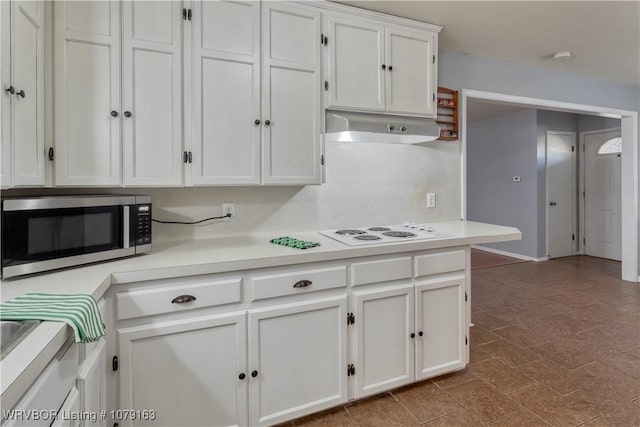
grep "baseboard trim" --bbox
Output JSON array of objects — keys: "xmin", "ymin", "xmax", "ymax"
[{"xmin": 471, "ymin": 245, "xmax": 548, "ymax": 262}]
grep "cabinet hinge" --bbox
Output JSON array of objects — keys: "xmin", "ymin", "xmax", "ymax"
[
  {"xmin": 572, "ymin": 234, "xmax": 575, "ymax": 241},
  {"xmin": 324, "ymin": 80, "xmax": 329, "ymax": 91},
  {"xmin": 183, "ymin": 151, "xmax": 188, "ymax": 163},
  {"xmin": 572, "ymin": 145, "xmax": 575, "ymax": 152},
  {"xmin": 321, "ymin": 154, "xmax": 325, "ymax": 166},
  {"xmin": 188, "ymin": 151, "xmax": 193, "ymax": 164},
  {"xmin": 583, "ymin": 237, "xmax": 586, "ymax": 245},
  {"xmin": 182, "ymin": 8, "xmax": 187, "ymax": 20},
  {"xmin": 583, "ymin": 191, "xmax": 585, "ymax": 199},
  {"xmin": 465, "ymin": 291, "xmax": 467, "ymax": 302},
  {"xmin": 465, "ymin": 336, "xmax": 468, "ymax": 345},
  {"xmin": 432, "ymin": 93, "xmax": 435, "ymax": 102},
  {"xmin": 48, "ymin": 147, "xmax": 54, "ymax": 161},
  {"xmin": 188, "ymin": 8, "xmax": 192, "ymax": 20},
  {"xmin": 112, "ymin": 355, "xmax": 118, "ymax": 371},
  {"xmin": 433, "ymin": 54, "xmax": 436, "ymax": 64},
  {"xmin": 347, "ymin": 364, "xmax": 355, "ymax": 376},
  {"xmin": 347, "ymin": 312, "xmax": 355, "ymax": 325},
  {"xmin": 321, "ymin": 33, "xmax": 327, "ymax": 46}
]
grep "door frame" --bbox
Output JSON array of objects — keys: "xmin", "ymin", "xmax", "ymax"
[
  {"xmin": 578, "ymin": 127, "xmax": 621, "ymax": 256},
  {"xmin": 460, "ymin": 89, "xmax": 638, "ymax": 282},
  {"xmin": 545, "ymin": 130, "xmax": 577, "ymax": 258}
]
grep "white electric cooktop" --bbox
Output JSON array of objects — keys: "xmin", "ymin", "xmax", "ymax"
[{"xmin": 319, "ymin": 223, "xmax": 454, "ymax": 246}]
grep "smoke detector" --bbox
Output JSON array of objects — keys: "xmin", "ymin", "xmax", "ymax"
[{"xmin": 552, "ymin": 51, "xmax": 572, "ymax": 61}]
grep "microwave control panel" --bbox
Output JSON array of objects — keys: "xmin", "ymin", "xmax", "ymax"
[{"xmin": 134, "ymin": 204, "xmax": 152, "ymax": 246}]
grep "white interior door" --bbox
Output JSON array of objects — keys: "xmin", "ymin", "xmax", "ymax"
[
  {"xmin": 584, "ymin": 130, "xmax": 622, "ymax": 261},
  {"xmin": 546, "ymin": 131, "xmax": 577, "ymax": 258}
]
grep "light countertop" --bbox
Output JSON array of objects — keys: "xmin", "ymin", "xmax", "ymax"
[{"xmin": 0, "ymin": 220, "xmax": 520, "ymax": 411}]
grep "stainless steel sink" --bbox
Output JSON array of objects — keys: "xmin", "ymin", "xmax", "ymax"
[{"xmin": 1, "ymin": 320, "xmax": 40, "ymax": 359}]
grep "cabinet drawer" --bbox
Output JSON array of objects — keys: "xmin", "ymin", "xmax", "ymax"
[
  {"xmin": 249, "ymin": 265, "xmax": 347, "ymax": 301},
  {"xmin": 116, "ymin": 278, "xmax": 242, "ymax": 320},
  {"xmin": 415, "ymin": 250, "xmax": 466, "ymax": 277},
  {"xmin": 351, "ymin": 256, "xmax": 411, "ymax": 286}
]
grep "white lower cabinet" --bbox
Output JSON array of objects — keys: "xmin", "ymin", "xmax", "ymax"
[
  {"xmin": 50, "ymin": 387, "xmax": 81, "ymax": 427},
  {"xmin": 352, "ymin": 283, "xmax": 414, "ymax": 399},
  {"xmin": 108, "ymin": 252, "xmax": 467, "ymax": 426},
  {"xmin": 248, "ymin": 296, "xmax": 348, "ymax": 426},
  {"xmin": 77, "ymin": 340, "xmax": 107, "ymax": 427},
  {"xmin": 117, "ymin": 312, "xmax": 248, "ymax": 427},
  {"xmin": 415, "ymin": 275, "xmax": 466, "ymax": 379}
]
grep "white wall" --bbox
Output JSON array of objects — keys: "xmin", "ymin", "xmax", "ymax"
[{"xmin": 4, "ymin": 140, "xmax": 462, "ymax": 241}]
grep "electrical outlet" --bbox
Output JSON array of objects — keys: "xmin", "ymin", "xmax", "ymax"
[
  {"xmin": 426, "ymin": 192, "xmax": 436, "ymax": 209},
  {"xmin": 222, "ymin": 203, "xmax": 235, "ymax": 221}
]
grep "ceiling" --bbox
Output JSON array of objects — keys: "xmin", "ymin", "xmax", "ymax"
[{"xmin": 333, "ymin": 1, "xmax": 640, "ymax": 86}]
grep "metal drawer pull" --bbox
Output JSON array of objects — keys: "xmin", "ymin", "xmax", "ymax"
[
  {"xmin": 293, "ymin": 280, "xmax": 312, "ymax": 288},
  {"xmin": 171, "ymin": 295, "xmax": 197, "ymax": 304}
]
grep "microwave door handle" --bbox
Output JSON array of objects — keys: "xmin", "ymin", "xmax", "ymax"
[{"xmin": 123, "ymin": 206, "xmax": 130, "ymax": 249}]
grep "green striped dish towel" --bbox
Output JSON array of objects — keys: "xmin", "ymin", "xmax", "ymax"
[{"xmin": 0, "ymin": 293, "xmax": 105, "ymax": 343}]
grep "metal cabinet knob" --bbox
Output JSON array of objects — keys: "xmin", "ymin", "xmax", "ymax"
[
  {"xmin": 239, "ymin": 373, "xmax": 246, "ymax": 380},
  {"xmin": 549, "ymin": 201, "xmax": 557, "ymax": 206},
  {"xmin": 5, "ymin": 86, "xmax": 14, "ymax": 94},
  {"xmin": 171, "ymin": 295, "xmax": 197, "ymax": 304},
  {"xmin": 16, "ymin": 89, "xmax": 25, "ymax": 98},
  {"xmin": 124, "ymin": 111, "xmax": 132, "ymax": 118},
  {"xmin": 410, "ymin": 333, "xmax": 415, "ymax": 339},
  {"xmin": 251, "ymin": 370, "xmax": 258, "ymax": 378},
  {"xmin": 293, "ymin": 280, "xmax": 312, "ymax": 288},
  {"xmin": 381, "ymin": 64, "xmax": 386, "ymax": 70},
  {"xmin": 110, "ymin": 110, "xmax": 119, "ymax": 117},
  {"xmin": 388, "ymin": 66, "xmax": 393, "ymax": 71},
  {"xmin": 255, "ymin": 119, "xmax": 261, "ymax": 125},
  {"xmin": 418, "ymin": 331, "xmax": 423, "ymax": 337},
  {"xmin": 264, "ymin": 120, "xmax": 271, "ymax": 126}
]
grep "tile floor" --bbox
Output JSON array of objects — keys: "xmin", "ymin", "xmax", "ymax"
[{"xmin": 287, "ymin": 256, "xmax": 640, "ymax": 426}]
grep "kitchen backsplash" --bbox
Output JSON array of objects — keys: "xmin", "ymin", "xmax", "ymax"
[{"xmin": 3, "ymin": 141, "xmax": 461, "ymax": 241}]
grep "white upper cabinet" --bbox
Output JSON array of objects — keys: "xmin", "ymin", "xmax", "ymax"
[
  {"xmin": 122, "ymin": 1, "xmax": 183, "ymax": 186},
  {"xmin": 385, "ymin": 26, "xmax": 436, "ymax": 116},
  {"xmin": 325, "ymin": 15, "xmax": 385, "ymax": 111},
  {"xmin": 54, "ymin": 0, "xmax": 121, "ymax": 186},
  {"xmin": 262, "ymin": 2, "xmax": 322, "ymax": 185},
  {"xmin": 190, "ymin": 0, "xmax": 261, "ymax": 185},
  {"xmin": 325, "ymin": 11, "xmax": 440, "ymax": 117},
  {"xmin": 1, "ymin": 0, "xmax": 45, "ymax": 187}
]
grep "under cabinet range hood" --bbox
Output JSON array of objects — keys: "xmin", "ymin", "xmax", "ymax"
[{"xmin": 324, "ymin": 111, "xmax": 440, "ymax": 144}]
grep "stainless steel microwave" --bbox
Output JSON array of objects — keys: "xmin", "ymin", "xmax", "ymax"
[{"xmin": 1, "ymin": 195, "xmax": 151, "ymax": 279}]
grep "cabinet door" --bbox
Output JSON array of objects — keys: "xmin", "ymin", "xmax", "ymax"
[
  {"xmin": 385, "ymin": 27, "xmax": 436, "ymax": 116},
  {"xmin": 1, "ymin": 0, "xmax": 11, "ymax": 187},
  {"xmin": 326, "ymin": 15, "xmax": 385, "ymax": 111},
  {"xmin": 12, "ymin": 0, "xmax": 44, "ymax": 186},
  {"xmin": 54, "ymin": 1, "xmax": 121, "ymax": 186},
  {"xmin": 415, "ymin": 275, "xmax": 466, "ymax": 380},
  {"xmin": 190, "ymin": 0, "xmax": 261, "ymax": 185},
  {"xmin": 352, "ymin": 284, "xmax": 414, "ymax": 399},
  {"xmin": 118, "ymin": 312, "xmax": 248, "ymax": 427},
  {"xmin": 122, "ymin": 1, "xmax": 183, "ymax": 186},
  {"xmin": 50, "ymin": 387, "xmax": 81, "ymax": 427},
  {"xmin": 262, "ymin": 3, "xmax": 322, "ymax": 185},
  {"xmin": 248, "ymin": 296, "xmax": 348, "ymax": 426},
  {"xmin": 77, "ymin": 340, "xmax": 106, "ymax": 427}
]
